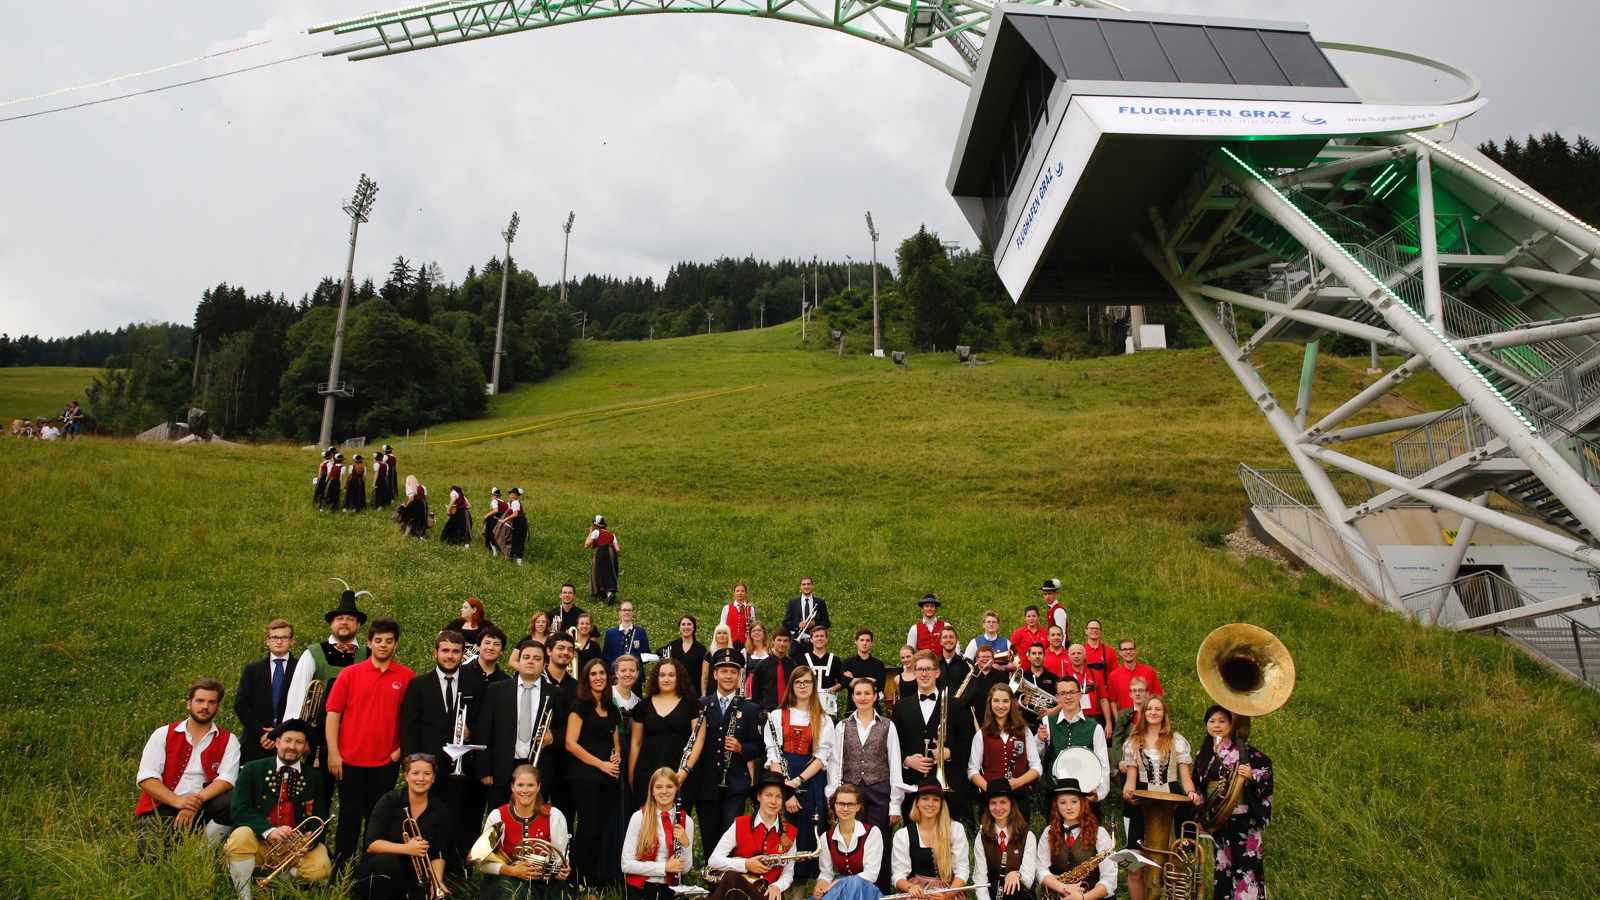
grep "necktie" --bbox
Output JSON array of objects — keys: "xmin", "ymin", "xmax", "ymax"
[
  {"xmin": 776, "ymin": 662, "xmax": 785, "ymax": 692},
  {"xmin": 998, "ymin": 830, "xmax": 1008, "ymax": 855},
  {"xmin": 444, "ymin": 675, "xmax": 456, "ymax": 716},
  {"xmin": 662, "ymin": 811, "xmax": 678, "ymax": 884},
  {"xmin": 720, "ymin": 697, "xmax": 731, "ymax": 716},
  {"xmin": 271, "ymin": 659, "xmax": 285, "ymax": 716},
  {"xmin": 517, "ymin": 684, "xmax": 535, "ymax": 750}
]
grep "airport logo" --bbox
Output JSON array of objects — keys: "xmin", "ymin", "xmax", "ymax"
[
  {"xmin": 1302, "ymin": 113, "xmax": 1328, "ymax": 125},
  {"xmin": 1015, "ymin": 161, "xmax": 1065, "ymax": 251}
]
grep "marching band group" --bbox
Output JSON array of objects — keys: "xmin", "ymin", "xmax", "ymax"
[{"xmin": 134, "ymin": 579, "xmax": 1276, "ymax": 900}]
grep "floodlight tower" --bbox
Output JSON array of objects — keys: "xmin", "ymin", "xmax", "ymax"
[
  {"xmin": 559, "ymin": 211, "xmax": 575, "ymax": 304},
  {"xmin": 491, "ymin": 211, "xmax": 520, "ymax": 394},
  {"xmin": 317, "ymin": 173, "xmax": 378, "ymax": 449},
  {"xmin": 866, "ymin": 212, "xmax": 881, "ymax": 357}
]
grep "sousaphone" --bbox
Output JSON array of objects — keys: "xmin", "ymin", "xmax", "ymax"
[{"xmin": 1195, "ymin": 623, "xmax": 1295, "ymax": 831}]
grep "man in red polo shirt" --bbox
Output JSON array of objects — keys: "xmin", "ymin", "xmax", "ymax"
[
  {"xmin": 1008, "ymin": 605, "xmax": 1049, "ymax": 662},
  {"xmin": 1105, "ymin": 637, "xmax": 1163, "ymax": 718},
  {"xmin": 1042, "ymin": 625, "xmax": 1071, "ymax": 678},
  {"xmin": 324, "ymin": 617, "xmax": 414, "ymax": 867}
]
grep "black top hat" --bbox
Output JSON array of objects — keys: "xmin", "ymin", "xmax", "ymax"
[
  {"xmin": 910, "ymin": 781, "xmax": 949, "ymax": 799},
  {"xmin": 1041, "ymin": 578, "xmax": 1062, "ymax": 592},
  {"xmin": 334, "ymin": 453, "xmax": 344, "ymax": 462},
  {"xmin": 491, "ymin": 487, "xmax": 502, "ymax": 496},
  {"xmin": 510, "ymin": 487, "xmax": 524, "ymax": 496},
  {"xmin": 1051, "ymin": 778, "xmax": 1091, "ymax": 796},
  {"xmin": 270, "ymin": 718, "xmax": 312, "ymax": 741},
  {"xmin": 593, "ymin": 514, "xmax": 608, "ymax": 527},
  {"xmin": 353, "ymin": 454, "xmax": 363, "ymax": 462},
  {"xmin": 750, "ymin": 770, "xmax": 793, "ymax": 799},
  {"xmin": 710, "ymin": 648, "xmax": 747, "ymax": 671},
  {"xmin": 918, "ymin": 593, "xmax": 941, "ymax": 608},
  {"xmin": 323, "ymin": 447, "xmax": 335, "ymax": 458},
  {"xmin": 979, "ymin": 782, "xmax": 1018, "ymax": 802},
  {"xmin": 325, "ymin": 584, "xmax": 370, "ymax": 624},
  {"xmin": 382, "ymin": 444, "xmax": 394, "ymax": 453}
]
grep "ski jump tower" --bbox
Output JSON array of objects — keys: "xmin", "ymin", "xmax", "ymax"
[{"xmin": 315, "ymin": 1, "xmax": 1600, "ymax": 682}]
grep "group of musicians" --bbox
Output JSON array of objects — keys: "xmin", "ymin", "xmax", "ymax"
[{"xmin": 134, "ymin": 581, "xmax": 1273, "ymax": 900}]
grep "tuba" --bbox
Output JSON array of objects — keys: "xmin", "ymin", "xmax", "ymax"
[{"xmin": 1195, "ymin": 623, "xmax": 1294, "ymax": 832}]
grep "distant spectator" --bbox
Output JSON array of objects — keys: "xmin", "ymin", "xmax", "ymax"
[
  {"xmin": 39, "ymin": 420, "xmax": 61, "ymax": 441},
  {"xmin": 1106, "ymin": 639, "xmax": 1163, "ymax": 716},
  {"xmin": 61, "ymin": 401, "xmax": 84, "ymax": 437}
]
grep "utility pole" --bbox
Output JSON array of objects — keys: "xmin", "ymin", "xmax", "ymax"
[
  {"xmin": 574, "ymin": 310, "xmax": 587, "ymax": 340},
  {"xmin": 318, "ymin": 173, "xmax": 378, "ymax": 449},
  {"xmin": 490, "ymin": 210, "xmax": 520, "ymax": 395},
  {"xmin": 800, "ymin": 281, "xmax": 807, "ymax": 341},
  {"xmin": 559, "ymin": 211, "xmax": 575, "ymax": 304},
  {"xmin": 812, "ymin": 256, "xmax": 819, "ymax": 313},
  {"xmin": 866, "ymin": 211, "xmax": 881, "ymax": 357},
  {"xmin": 707, "ymin": 312, "xmax": 714, "ymax": 335},
  {"xmin": 845, "ymin": 255, "xmax": 853, "ymax": 292},
  {"xmin": 760, "ymin": 300, "xmax": 765, "ymax": 329}
]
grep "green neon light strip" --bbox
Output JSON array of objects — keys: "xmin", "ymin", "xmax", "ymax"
[
  {"xmin": 1223, "ymin": 147, "xmax": 1537, "ymax": 433},
  {"xmin": 1369, "ymin": 165, "xmax": 1398, "ymax": 195},
  {"xmin": 1378, "ymin": 173, "xmax": 1407, "ymax": 200}
]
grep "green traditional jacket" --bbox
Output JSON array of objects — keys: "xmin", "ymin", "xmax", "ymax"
[
  {"xmin": 230, "ymin": 756, "xmax": 328, "ymax": 841},
  {"xmin": 1045, "ymin": 712, "xmax": 1102, "ymax": 784}
]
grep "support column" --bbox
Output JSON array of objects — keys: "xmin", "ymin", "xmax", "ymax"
[
  {"xmin": 1295, "ymin": 340, "xmax": 1319, "ymax": 430},
  {"xmin": 1431, "ymin": 494, "xmax": 1487, "ymax": 624},
  {"xmin": 1416, "ymin": 151, "xmax": 1444, "ymax": 328},
  {"xmin": 1215, "ymin": 147, "xmax": 1600, "ymax": 538}
]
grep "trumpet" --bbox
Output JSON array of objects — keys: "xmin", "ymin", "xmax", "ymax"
[
  {"xmin": 402, "ymin": 813, "xmax": 448, "ymax": 899},
  {"xmin": 934, "ymin": 688, "xmax": 950, "ymax": 790},
  {"xmin": 703, "ymin": 836, "xmax": 821, "ymax": 880},
  {"xmin": 255, "ymin": 815, "xmax": 330, "ymax": 889},
  {"xmin": 1006, "ymin": 672, "xmax": 1057, "ymax": 716},
  {"xmin": 299, "ymin": 679, "xmax": 325, "ymax": 721},
  {"xmin": 529, "ymin": 703, "xmax": 555, "ymax": 767}
]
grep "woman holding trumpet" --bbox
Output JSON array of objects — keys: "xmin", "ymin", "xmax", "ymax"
[
  {"xmin": 471, "ymin": 764, "xmax": 571, "ymax": 899},
  {"xmin": 622, "ymin": 767, "xmax": 697, "ymax": 900},
  {"xmin": 353, "ymin": 752, "xmax": 450, "ymax": 899}
]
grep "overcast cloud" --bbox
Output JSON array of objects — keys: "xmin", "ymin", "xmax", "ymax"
[{"xmin": 1, "ymin": 0, "xmax": 1595, "ymax": 337}]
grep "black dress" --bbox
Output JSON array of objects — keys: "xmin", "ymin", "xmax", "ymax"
[
  {"xmin": 630, "ymin": 696, "xmax": 696, "ymax": 786},
  {"xmin": 343, "ymin": 464, "xmax": 367, "ymax": 511},
  {"xmin": 573, "ymin": 638, "xmax": 603, "ymax": 671},
  {"xmin": 661, "ymin": 640, "xmax": 707, "ymax": 698},
  {"xmin": 322, "ymin": 465, "xmax": 343, "ymax": 510},
  {"xmin": 440, "ymin": 497, "xmax": 472, "ymax": 546},
  {"xmin": 569, "ymin": 700, "xmax": 623, "ymax": 888},
  {"xmin": 372, "ymin": 462, "xmax": 392, "ymax": 508},
  {"xmin": 353, "ymin": 789, "xmax": 450, "ymax": 900}
]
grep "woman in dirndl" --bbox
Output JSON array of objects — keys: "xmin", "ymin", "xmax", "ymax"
[{"xmin": 763, "ymin": 665, "xmax": 835, "ymax": 882}]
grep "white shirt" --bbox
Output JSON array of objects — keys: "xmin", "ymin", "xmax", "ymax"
[
  {"xmin": 283, "ymin": 637, "xmax": 354, "ymax": 717},
  {"xmin": 817, "ymin": 822, "xmax": 884, "ymax": 885},
  {"xmin": 470, "ymin": 805, "xmax": 570, "ymax": 876},
  {"xmin": 972, "ymin": 827, "xmax": 1038, "ymax": 900},
  {"xmin": 137, "ymin": 720, "xmax": 241, "ymax": 797},
  {"xmin": 1047, "ymin": 711, "xmax": 1110, "ymax": 801},
  {"xmin": 718, "ymin": 603, "xmax": 758, "ymax": 632},
  {"xmin": 966, "ymin": 730, "xmax": 1043, "ymax": 781},
  {"xmin": 1121, "ymin": 734, "xmax": 1193, "ymax": 786},
  {"xmin": 890, "ymin": 821, "xmax": 970, "ymax": 886},
  {"xmin": 587, "ymin": 529, "xmax": 620, "ymax": 551},
  {"xmin": 1034, "ymin": 825, "xmax": 1115, "ymax": 897},
  {"xmin": 621, "ymin": 808, "xmax": 697, "ymax": 884},
  {"xmin": 514, "ymin": 677, "xmax": 545, "ymax": 760},
  {"xmin": 708, "ymin": 812, "xmax": 796, "ymax": 891},
  {"xmin": 436, "ymin": 667, "xmax": 462, "ymax": 712},
  {"xmin": 764, "ymin": 706, "xmax": 836, "ymax": 769},
  {"xmin": 612, "ymin": 688, "xmax": 640, "ymax": 713},
  {"xmin": 905, "ymin": 619, "xmax": 942, "ymax": 650},
  {"xmin": 826, "ymin": 712, "xmax": 907, "ymax": 809}
]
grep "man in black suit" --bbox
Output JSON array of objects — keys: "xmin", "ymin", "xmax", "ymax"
[
  {"xmin": 545, "ymin": 582, "xmax": 586, "ymax": 638},
  {"xmin": 399, "ymin": 629, "xmax": 471, "ymax": 871},
  {"xmin": 780, "ymin": 576, "xmax": 831, "ymax": 643},
  {"xmin": 475, "ymin": 639, "xmax": 561, "ymax": 813},
  {"xmin": 750, "ymin": 631, "xmax": 794, "ymax": 715},
  {"xmin": 234, "ymin": 619, "xmax": 298, "ymax": 763},
  {"xmin": 695, "ymin": 649, "xmax": 761, "ymax": 850},
  {"xmin": 890, "ymin": 649, "xmax": 974, "ymax": 825}
]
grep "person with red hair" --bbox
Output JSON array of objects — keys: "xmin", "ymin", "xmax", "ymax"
[
  {"xmin": 1036, "ymin": 780, "xmax": 1115, "ymax": 899},
  {"xmin": 446, "ymin": 598, "xmax": 498, "ymax": 658}
]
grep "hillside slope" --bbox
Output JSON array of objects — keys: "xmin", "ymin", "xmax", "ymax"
[{"xmin": 1, "ymin": 325, "xmax": 1595, "ymax": 898}]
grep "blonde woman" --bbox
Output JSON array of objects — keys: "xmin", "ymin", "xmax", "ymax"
[
  {"xmin": 890, "ymin": 783, "xmax": 969, "ymax": 895},
  {"xmin": 622, "ymin": 767, "xmax": 696, "ymax": 900},
  {"xmin": 703, "ymin": 624, "xmax": 736, "ymax": 695},
  {"xmin": 1119, "ymin": 696, "xmax": 1196, "ymax": 900}
]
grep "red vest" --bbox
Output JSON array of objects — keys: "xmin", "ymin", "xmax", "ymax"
[
  {"xmin": 133, "ymin": 722, "xmax": 232, "ymax": 817},
  {"xmin": 626, "ymin": 809, "xmax": 682, "ymax": 888},
  {"xmin": 734, "ymin": 815, "xmax": 797, "ymax": 885},
  {"xmin": 725, "ymin": 603, "xmax": 754, "ymax": 645},
  {"xmin": 1047, "ymin": 600, "xmax": 1068, "ymax": 633},
  {"xmin": 495, "ymin": 803, "xmax": 551, "ymax": 864},
  {"xmin": 980, "ymin": 732, "xmax": 1026, "ymax": 781},
  {"xmin": 779, "ymin": 709, "xmax": 813, "ymax": 755},
  {"xmin": 912, "ymin": 619, "xmax": 946, "ymax": 654},
  {"xmin": 827, "ymin": 825, "xmax": 872, "ymax": 876}
]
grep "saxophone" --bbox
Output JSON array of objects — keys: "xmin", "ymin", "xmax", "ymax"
[{"xmin": 1059, "ymin": 850, "xmax": 1113, "ymax": 889}]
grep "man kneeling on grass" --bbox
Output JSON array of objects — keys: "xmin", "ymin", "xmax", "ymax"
[
  {"xmin": 134, "ymin": 677, "xmax": 241, "ymax": 858},
  {"xmin": 223, "ymin": 718, "xmax": 331, "ymax": 898}
]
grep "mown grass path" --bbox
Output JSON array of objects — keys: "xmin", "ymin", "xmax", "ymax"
[{"xmin": 1, "ymin": 325, "xmax": 1596, "ymax": 898}]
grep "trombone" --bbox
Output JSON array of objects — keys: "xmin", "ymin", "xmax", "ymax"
[{"xmin": 255, "ymin": 815, "xmax": 331, "ymax": 889}]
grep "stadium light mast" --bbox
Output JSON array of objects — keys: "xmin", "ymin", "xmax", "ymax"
[
  {"xmin": 318, "ymin": 173, "xmax": 378, "ymax": 450},
  {"xmin": 559, "ymin": 211, "xmax": 575, "ymax": 304},
  {"xmin": 846, "ymin": 255, "xmax": 853, "ymax": 292},
  {"xmin": 866, "ymin": 211, "xmax": 881, "ymax": 357},
  {"xmin": 491, "ymin": 211, "xmax": 520, "ymax": 394}
]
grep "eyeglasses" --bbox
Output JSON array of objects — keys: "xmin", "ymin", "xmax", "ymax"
[{"xmin": 834, "ymin": 801, "xmax": 860, "ymax": 809}]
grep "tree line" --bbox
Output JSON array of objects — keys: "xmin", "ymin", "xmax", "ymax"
[{"xmin": 1479, "ymin": 132, "xmax": 1600, "ymax": 227}]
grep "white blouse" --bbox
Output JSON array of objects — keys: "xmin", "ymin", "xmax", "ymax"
[
  {"xmin": 890, "ymin": 822, "xmax": 970, "ymax": 886},
  {"xmin": 1120, "ymin": 733, "xmax": 1193, "ymax": 785},
  {"xmin": 707, "ymin": 813, "xmax": 796, "ymax": 891},
  {"xmin": 965, "ymin": 730, "xmax": 1043, "ymax": 780},
  {"xmin": 825, "ymin": 712, "xmax": 907, "ymax": 809},
  {"xmin": 764, "ymin": 707, "xmax": 837, "ymax": 769},
  {"xmin": 470, "ymin": 805, "xmax": 571, "ymax": 877},
  {"xmin": 1034, "ymin": 825, "xmax": 1115, "ymax": 898},
  {"xmin": 816, "ymin": 822, "xmax": 885, "ymax": 885},
  {"xmin": 971, "ymin": 827, "xmax": 1038, "ymax": 900},
  {"xmin": 620, "ymin": 808, "xmax": 696, "ymax": 884}
]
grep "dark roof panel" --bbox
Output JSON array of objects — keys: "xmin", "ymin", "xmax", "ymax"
[
  {"xmin": 1008, "ymin": 15, "xmax": 1068, "ymax": 79},
  {"xmin": 1152, "ymin": 23, "xmax": 1235, "ymax": 84},
  {"xmin": 1207, "ymin": 27, "xmax": 1290, "ymax": 85},
  {"xmin": 1100, "ymin": 20, "xmax": 1179, "ymax": 83},
  {"xmin": 1260, "ymin": 30, "xmax": 1345, "ymax": 87},
  {"xmin": 1050, "ymin": 16, "xmax": 1123, "ymax": 81}
]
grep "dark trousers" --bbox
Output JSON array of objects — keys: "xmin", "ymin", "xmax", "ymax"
[
  {"xmin": 485, "ymin": 873, "xmax": 570, "ymax": 899},
  {"xmin": 335, "ymin": 761, "xmax": 400, "ymax": 866},
  {"xmin": 856, "ymin": 779, "xmax": 894, "ymax": 890},
  {"xmin": 433, "ymin": 772, "xmax": 475, "ymax": 871},
  {"xmin": 352, "ymin": 851, "xmax": 423, "ymax": 900},
  {"xmin": 569, "ymin": 776, "xmax": 622, "ymax": 888},
  {"xmin": 133, "ymin": 793, "xmax": 233, "ymax": 859},
  {"xmin": 695, "ymin": 787, "xmax": 747, "ymax": 858}
]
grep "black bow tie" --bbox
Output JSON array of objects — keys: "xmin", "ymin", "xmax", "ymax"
[{"xmin": 920, "ymin": 694, "xmax": 938, "ymax": 702}]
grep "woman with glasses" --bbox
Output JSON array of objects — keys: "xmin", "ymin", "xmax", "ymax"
[{"xmin": 764, "ymin": 666, "xmax": 835, "ymax": 882}]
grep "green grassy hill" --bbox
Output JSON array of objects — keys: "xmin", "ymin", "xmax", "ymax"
[
  {"xmin": 1, "ymin": 327, "xmax": 1595, "ymax": 898},
  {"xmin": 0, "ymin": 366, "xmax": 98, "ymax": 421}
]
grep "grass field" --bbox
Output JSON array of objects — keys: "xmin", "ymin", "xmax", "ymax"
[
  {"xmin": 2, "ymin": 325, "xmax": 1597, "ymax": 899},
  {"xmin": 0, "ymin": 366, "xmax": 98, "ymax": 422}
]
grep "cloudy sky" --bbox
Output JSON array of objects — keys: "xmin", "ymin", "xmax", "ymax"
[{"xmin": 2, "ymin": 0, "xmax": 1595, "ymax": 337}]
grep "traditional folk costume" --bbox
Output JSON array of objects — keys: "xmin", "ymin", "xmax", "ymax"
[
  {"xmin": 497, "ymin": 488, "xmax": 528, "ymax": 563},
  {"xmin": 440, "ymin": 486, "xmax": 473, "ymax": 547},
  {"xmin": 1121, "ymin": 732, "xmax": 1194, "ymax": 854},
  {"xmin": 1042, "ymin": 709, "xmax": 1109, "ymax": 801},
  {"xmin": 133, "ymin": 718, "xmax": 241, "ymax": 857},
  {"xmin": 224, "ymin": 728, "xmax": 331, "ymax": 899},
  {"xmin": 888, "ymin": 799, "xmax": 970, "ymax": 889},
  {"xmin": 705, "ymin": 780, "xmax": 799, "ymax": 900},
  {"xmin": 718, "ymin": 600, "xmax": 757, "ymax": 648},
  {"xmin": 763, "ymin": 705, "xmax": 835, "ymax": 881},
  {"xmin": 343, "ymin": 455, "xmax": 367, "ymax": 511},
  {"xmin": 320, "ymin": 456, "xmax": 344, "ymax": 511},
  {"xmin": 967, "ymin": 725, "xmax": 1042, "ymax": 817},
  {"xmin": 371, "ymin": 453, "xmax": 392, "ymax": 508},
  {"xmin": 485, "ymin": 488, "xmax": 507, "ymax": 554},
  {"xmin": 471, "ymin": 801, "xmax": 572, "ymax": 900},
  {"xmin": 587, "ymin": 516, "xmax": 620, "ymax": 602},
  {"xmin": 395, "ymin": 478, "xmax": 430, "ymax": 538},
  {"xmin": 312, "ymin": 448, "xmax": 335, "ymax": 508},
  {"xmin": 622, "ymin": 806, "xmax": 696, "ymax": 900},
  {"xmin": 818, "ymin": 821, "xmax": 885, "ymax": 900},
  {"xmin": 826, "ymin": 711, "xmax": 903, "ymax": 889},
  {"xmin": 381, "ymin": 445, "xmax": 399, "ymax": 504},
  {"xmin": 283, "ymin": 592, "xmax": 369, "ymax": 808},
  {"xmin": 972, "ymin": 793, "xmax": 1037, "ymax": 900},
  {"xmin": 1035, "ymin": 816, "xmax": 1115, "ymax": 899},
  {"xmin": 1194, "ymin": 737, "xmax": 1273, "ymax": 900},
  {"xmin": 906, "ymin": 601, "xmax": 948, "ymax": 655}
]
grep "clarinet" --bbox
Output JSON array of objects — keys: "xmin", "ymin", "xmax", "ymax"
[
  {"xmin": 719, "ymin": 705, "xmax": 743, "ymax": 788},
  {"xmin": 677, "ymin": 716, "xmax": 703, "ymax": 812}
]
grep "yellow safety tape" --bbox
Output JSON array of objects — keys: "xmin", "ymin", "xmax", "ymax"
[{"xmin": 423, "ymin": 384, "xmax": 764, "ymax": 446}]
